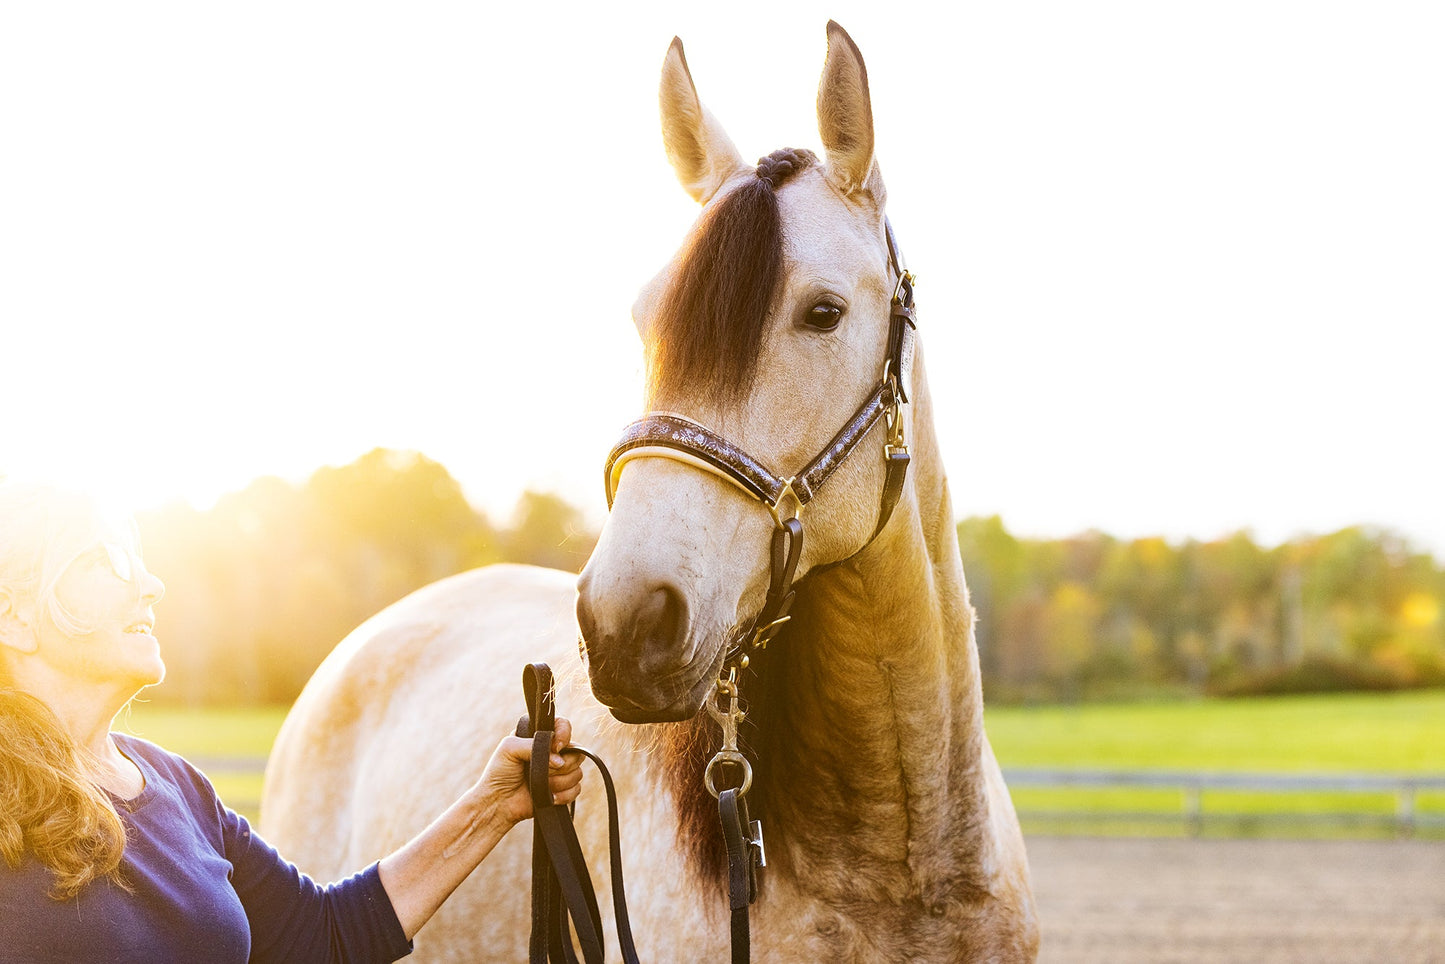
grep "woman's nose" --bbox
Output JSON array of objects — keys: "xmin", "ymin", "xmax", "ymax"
[{"xmin": 139, "ymin": 568, "xmax": 165, "ymax": 605}]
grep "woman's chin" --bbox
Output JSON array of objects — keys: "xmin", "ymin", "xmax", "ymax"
[
  {"xmin": 123, "ymin": 648, "xmax": 166, "ymax": 690},
  {"xmin": 142, "ymin": 655, "xmax": 167, "ymax": 687},
  {"xmin": 129, "ymin": 633, "xmax": 165, "ymax": 679},
  {"xmin": 143, "ymin": 663, "xmax": 166, "ymax": 687}
]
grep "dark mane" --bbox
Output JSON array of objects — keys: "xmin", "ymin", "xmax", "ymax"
[{"xmin": 649, "ymin": 149, "xmax": 817, "ymax": 406}]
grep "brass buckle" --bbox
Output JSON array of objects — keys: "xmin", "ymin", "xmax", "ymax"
[
  {"xmin": 766, "ymin": 477, "xmax": 804, "ymax": 528},
  {"xmin": 884, "ymin": 391, "xmax": 908, "ymax": 456},
  {"xmin": 891, "ymin": 268, "xmax": 916, "ymax": 307},
  {"xmin": 748, "ymin": 613, "xmax": 792, "ymax": 653}
]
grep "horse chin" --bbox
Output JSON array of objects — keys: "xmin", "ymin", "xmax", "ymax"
[
  {"xmin": 606, "ymin": 701, "xmax": 697, "ymax": 725},
  {"xmin": 590, "ymin": 663, "xmax": 717, "ymax": 724}
]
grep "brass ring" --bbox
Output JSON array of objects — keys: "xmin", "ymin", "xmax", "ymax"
[{"xmin": 704, "ymin": 753, "xmax": 753, "ymax": 800}]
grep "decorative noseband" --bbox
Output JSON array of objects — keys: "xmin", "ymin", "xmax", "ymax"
[{"xmin": 604, "ymin": 380, "xmax": 897, "ymax": 525}]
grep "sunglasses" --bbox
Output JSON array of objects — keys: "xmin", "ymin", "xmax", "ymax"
[
  {"xmin": 61, "ymin": 540, "xmax": 146, "ymax": 586},
  {"xmin": 99, "ymin": 542, "xmax": 141, "ymax": 583}
]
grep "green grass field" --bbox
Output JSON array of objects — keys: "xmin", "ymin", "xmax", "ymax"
[
  {"xmin": 984, "ymin": 689, "xmax": 1445, "ymax": 836},
  {"xmin": 117, "ymin": 690, "xmax": 1445, "ymax": 834},
  {"xmin": 983, "ymin": 689, "xmax": 1445, "ymax": 771}
]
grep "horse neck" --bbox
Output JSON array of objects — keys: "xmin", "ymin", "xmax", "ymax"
[{"xmin": 756, "ymin": 377, "xmax": 992, "ymax": 903}]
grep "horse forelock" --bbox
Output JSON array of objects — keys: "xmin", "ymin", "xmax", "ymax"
[{"xmin": 649, "ymin": 148, "xmax": 818, "ymax": 408}]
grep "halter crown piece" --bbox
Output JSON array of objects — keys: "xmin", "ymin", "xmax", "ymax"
[{"xmin": 601, "ymin": 167, "xmax": 917, "ymax": 964}]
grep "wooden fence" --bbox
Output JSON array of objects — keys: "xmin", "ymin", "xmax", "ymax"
[
  {"xmin": 197, "ymin": 757, "xmax": 1445, "ymax": 839},
  {"xmin": 1002, "ymin": 767, "xmax": 1445, "ymax": 838}
]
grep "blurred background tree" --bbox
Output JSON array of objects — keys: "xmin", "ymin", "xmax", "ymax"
[
  {"xmin": 139, "ymin": 449, "xmax": 508, "ymax": 706},
  {"xmin": 134, "ymin": 451, "xmax": 1444, "ymax": 707},
  {"xmin": 499, "ymin": 490, "xmax": 598, "ymax": 572},
  {"xmin": 958, "ymin": 516, "xmax": 1445, "ymax": 703}
]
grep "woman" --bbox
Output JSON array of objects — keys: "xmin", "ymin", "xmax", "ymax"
[{"xmin": 0, "ymin": 480, "xmax": 583, "ymax": 963}]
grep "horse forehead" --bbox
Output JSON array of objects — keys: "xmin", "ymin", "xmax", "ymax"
[{"xmin": 777, "ymin": 172, "xmax": 884, "ymax": 277}]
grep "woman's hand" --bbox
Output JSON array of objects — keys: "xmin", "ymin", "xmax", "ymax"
[
  {"xmin": 475, "ymin": 716, "xmax": 586, "ymax": 828},
  {"xmin": 378, "ymin": 718, "xmax": 587, "ymax": 940}
]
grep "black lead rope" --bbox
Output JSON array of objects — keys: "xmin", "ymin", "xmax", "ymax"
[
  {"xmin": 705, "ymin": 683, "xmax": 765, "ymax": 964},
  {"xmin": 719, "ymin": 788, "xmax": 759, "ymax": 963},
  {"xmin": 518, "ymin": 663, "xmax": 639, "ymax": 964}
]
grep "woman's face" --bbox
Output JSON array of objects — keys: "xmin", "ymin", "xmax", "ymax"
[{"xmin": 40, "ymin": 522, "xmax": 167, "ymax": 693}]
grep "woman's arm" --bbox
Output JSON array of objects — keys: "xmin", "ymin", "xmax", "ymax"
[{"xmin": 376, "ymin": 717, "xmax": 584, "ymax": 941}]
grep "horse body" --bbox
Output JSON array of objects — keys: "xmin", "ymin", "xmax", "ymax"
[{"xmin": 263, "ymin": 22, "xmax": 1037, "ymax": 961}]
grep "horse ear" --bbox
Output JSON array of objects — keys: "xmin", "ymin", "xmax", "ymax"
[
  {"xmin": 660, "ymin": 37, "xmax": 745, "ymax": 205},
  {"xmin": 817, "ymin": 21, "xmax": 884, "ymax": 201}
]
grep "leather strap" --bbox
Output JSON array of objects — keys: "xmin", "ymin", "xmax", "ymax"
[
  {"xmin": 606, "ymin": 414, "xmax": 790, "ymax": 510},
  {"xmin": 733, "ymin": 517, "xmax": 802, "ymax": 657},
  {"xmin": 792, "ymin": 384, "xmax": 892, "ymax": 504},
  {"xmin": 884, "ymin": 216, "xmax": 917, "ymax": 406},
  {"xmin": 519, "ymin": 664, "xmax": 638, "ymax": 964},
  {"xmin": 566, "ymin": 746, "xmax": 639, "ymax": 963},
  {"xmin": 885, "ymin": 217, "xmax": 906, "ymax": 281},
  {"xmin": 872, "ymin": 447, "xmax": 911, "ymax": 542},
  {"xmin": 719, "ymin": 788, "xmax": 759, "ymax": 964},
  {"xmin": 604, "ymin": 379, "xmax": 899, "ymax": 513}
]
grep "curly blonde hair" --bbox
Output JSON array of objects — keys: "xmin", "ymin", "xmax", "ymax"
[{"xmin": 0, "ymin": 479, "xmax": 130, "ymax": 899}]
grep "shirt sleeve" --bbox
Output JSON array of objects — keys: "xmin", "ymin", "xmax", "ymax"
[{"xmin": 221, "ymin": 807, "xmax": 414, "ymax": 964}]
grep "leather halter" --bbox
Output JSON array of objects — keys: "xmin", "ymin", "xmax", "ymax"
[{"xmin": 604, "ymin": 219, "xmax": 917, "ymax": 661}]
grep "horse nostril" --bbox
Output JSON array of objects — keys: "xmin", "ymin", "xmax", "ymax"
[
  {"xmin": 577, "ymin": 579, "xmax": 692, "ymax": 674},
  {"xmin": 576, "ymin": 593, "xmax": 600, "ymax": 646},
  {"xmin": 636, "ymin": 585, "xmax": 686, "ymax": 656}
]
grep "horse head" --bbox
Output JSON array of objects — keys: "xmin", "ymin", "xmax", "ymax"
[{"xmin": 577, "ymin": 23, "xmax": 913, "ymax": 723}]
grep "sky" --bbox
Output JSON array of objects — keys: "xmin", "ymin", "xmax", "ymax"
[{"xmin": 3, "ymin": 2, "xmax": 1442, "ymax": 555}]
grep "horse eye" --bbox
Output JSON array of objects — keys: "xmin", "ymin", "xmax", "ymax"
[{"xmin": 804, "ymin": 303, "xmax": 843, "ymax": 331}]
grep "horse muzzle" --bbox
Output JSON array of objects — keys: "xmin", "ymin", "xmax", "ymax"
[
  {"xmin": 576, "ymin": 578, "xmax": 723, "ymax": 723},
  {"xmin": 584, "ymin": 654, "xmax": 720, "ymax": 723}
]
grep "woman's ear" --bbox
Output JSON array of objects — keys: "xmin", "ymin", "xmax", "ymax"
[{"xmin": 0, "ymin": 588, "xmax": 39, "ymax": 655}]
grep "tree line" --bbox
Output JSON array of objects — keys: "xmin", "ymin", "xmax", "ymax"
[
  {"xmin": 960, "ymin": 516, "xmax": 1445, "ymax": 701},
  {"xmin": 135, "ymin": 448, "xmax": 1444, "ymax": 705},
  {"xmin": 137, "ymin": 449, "xmax": 595, "ymax": 705}
]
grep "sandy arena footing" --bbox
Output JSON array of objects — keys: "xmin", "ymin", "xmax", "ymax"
[{"xmin": 1027, "ymin": 836, "xmax": 1445, "ymax": 963}]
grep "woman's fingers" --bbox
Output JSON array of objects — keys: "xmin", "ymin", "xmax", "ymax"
[
  {"xmin": 500, "ymin": 735, "xmax": 534, "ymax": 766},
  {"xmin": 507, "ymin": 716, "xmax": 581, "ymax": 806},
  {"xmin": 552, "ymin": 717, "xmax": 573, "ymax": 752},
  {"xmin": 551, "ymin": 755, "xmax": 584, "ymax": 802},
  {"xmin": 548, "ymin": 750, "xmax": 584, "ymax": 800},
  {"xmin": 549, "ymin": 763, "xmax": 584, "ymax": 789}
]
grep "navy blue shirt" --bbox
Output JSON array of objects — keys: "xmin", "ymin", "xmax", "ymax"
[{"xmin": 0, "ymin": 734, "xmax": 413, "ymax": 963}]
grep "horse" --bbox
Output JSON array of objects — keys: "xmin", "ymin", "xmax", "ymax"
[{"xmin": 261, "ymin": 22, "xmax": 1039, "ymax": 962}]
